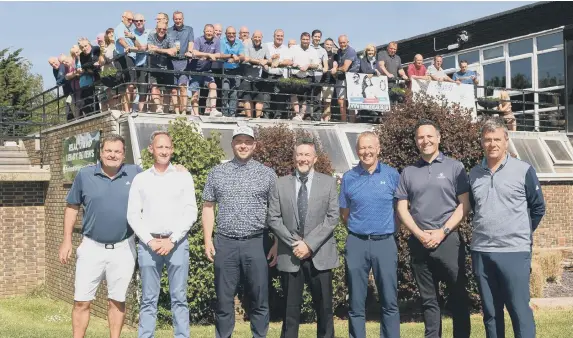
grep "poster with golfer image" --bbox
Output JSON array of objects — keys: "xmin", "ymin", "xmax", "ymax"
[{"xmin": 346, "ymin": 72, "xmax": 391, "ymax": 112}]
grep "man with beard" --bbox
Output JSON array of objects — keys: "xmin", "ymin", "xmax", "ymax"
[
  {"xmin": 268, "ymin": 137, "xmax": 339, "ymax": 338},
  {"xmin": 202, "ymin": 125, "xmax": 279, "ymax": 338},
  {"xmin": 127, "ymin": 131, "xmax": 198, "ymax": 338},
  {"xmin": 395, "ymin": 119, "xmax": 471, "ymax": 338},
  {"xmin": 339, "ymin": 131, "xmax": 400, "ymax": 338}
]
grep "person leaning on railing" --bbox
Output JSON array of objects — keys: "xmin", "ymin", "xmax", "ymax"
[
  {"xmin": 498, "ymin": 90, "xmax": 516, "ymax": 131},
  {"xmin": 97, "ymin": 28, "xmax": 120, "ymax": 112},
  {"xmin": 146, "ymin": 21, "xmax": 178, "ymax": 114}
]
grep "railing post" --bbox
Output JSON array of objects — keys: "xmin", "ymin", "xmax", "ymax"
[{"xmin": 534, "ymin": 92, "xmax": 540, "ymax": 132}]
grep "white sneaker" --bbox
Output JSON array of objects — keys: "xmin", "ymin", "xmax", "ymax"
[
  {"xmin": 292, "ymin": 114, "xmax": 303, "ymax": 121},
  {"xmin": 209, "ymin": 109, "xmax": 223, "ymax": 117},
  {"xmin": 156, "ymin": 107, "xmax": 164, "ymax": 115}
]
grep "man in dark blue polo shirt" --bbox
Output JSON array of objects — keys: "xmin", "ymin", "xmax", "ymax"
[
  {"xmin": 339, "ymin": 131, "xmax": 400, "ymax": 338},
  {"xmin": 58, "ymin": 134, "xmax": 141, "ymax": 338},
  {"xmin": 395, "ymin": 119, "xmax": 471, "ymax": 338}
]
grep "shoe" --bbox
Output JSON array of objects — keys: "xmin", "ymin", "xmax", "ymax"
[
  {"xmin": 209, "ymin": 109, "xmax": 223, "ymax": 117},
  {"xmin": 292, "ymin": 114, "xmax": 303, "ymax": 121},
  {"xmin": 156, "ymin": 107, "xmax": 165, "ymax": 115}
]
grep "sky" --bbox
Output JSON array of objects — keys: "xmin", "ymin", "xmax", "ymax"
[{"xmin": 1, "ymin": 1, "xmax": 535, "ymax": 90}]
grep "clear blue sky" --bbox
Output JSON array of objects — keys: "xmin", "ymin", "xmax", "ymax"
[{"xmin": 1, "ymin": 1, "xmax": 534, "ymax": 90}]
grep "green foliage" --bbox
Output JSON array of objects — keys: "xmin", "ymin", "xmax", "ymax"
[
  {"xmin": 0, "ymin": 48, "xmax": 44, "ymax": 109},
  {"xmin": 140, "ymin": 118, "xmax": 225, "ymax": 324},
  {"xmin": 376, "ymin": 92, "xmax": 484, "ymax": 312}
]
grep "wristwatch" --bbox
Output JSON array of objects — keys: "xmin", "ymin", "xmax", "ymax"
[
  {"xmin": 442, "ymin": 226, "xmax": 451, "ymax": 236},
  {"xmin": 170, "ymin": 237, "xmax": 177, "ymax": 244}
]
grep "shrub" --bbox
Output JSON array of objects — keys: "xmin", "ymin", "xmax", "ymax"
[
  {"xmin": 140, "ymin": 117, "xmax": 226, "ymax": 325},
  {"xmin": 375, "ymin": 92, "xmax": 484, "ymax": 312},
  {"xmin": 252, "ymin": 124, "xmax": 349, "ymax": 322}
]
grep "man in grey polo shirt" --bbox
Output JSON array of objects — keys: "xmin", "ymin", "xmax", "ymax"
[
  {"xmin": 469, "ymin": 117, "xmax": 545, "ymax": 338},
  {"xmin": 58, "ymin": 134, "xmax": 141, "ymax": 338},
  {"xmin": 202, "ymin": 125, "xmax": 278, "ymax": 338},
  {"xmin": 239, "ymin": 30, "xmax": 268, "ymax": 118},
  {"xmin": 395, "ymin": 119, "xmax": 471, "ymax": 338},
  {"xmin": 377, "ymin": 41, "xmax": 408, "ymax": 83}
]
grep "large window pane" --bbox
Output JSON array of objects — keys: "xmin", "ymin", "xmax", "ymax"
[
  {"xmin": 512, "ymin": 138, "xmax": 553, "ymax": 173},
  {"xmin": 483, "ymin": 62, "xmax": 506, "ymax": 94},
  {"xmin": 509, "ymin": 39, "xmax": 533, "ymax": 56},
  {"xmin": 442, "ymin": 55, "xmax": 455, "ymax": 70},
  {"xmin": 538, "ymin": 88, "xmax": 565, "ymax": 108},
  {"xmin": 538, "ymin": 51, "xmax": 565, "ymax": 88},
  {"xmin": 537, "ymin": 32, "xmax": 563, "ymax": 51},
  {"xmin": 544, "ymin": 140, "xmax": 573, "ymax": 162},
  {"xmin": 346, "ymin": 132, "xmax": 359, "ymax": 161},
  {"xmin": 484, "ymin": 46, "xmax": 504, "ymax": 60},
  {"xmin": 458, "ymin": 50, "xmax": 479, "ymax": 65},
  {"xmin": 510, "ymin": 58, "xmax": 532, "ymax": 89}
]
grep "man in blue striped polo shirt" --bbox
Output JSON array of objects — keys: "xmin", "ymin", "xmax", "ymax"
[
  {"xmin": 470, "ymin": 117, "xmax": 545, "ymax": 338},
  {"xmin": 339, "ymin": 131, "xmax": 400, "ymax": 338}
]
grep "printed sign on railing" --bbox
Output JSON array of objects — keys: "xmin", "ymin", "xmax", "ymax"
[
  {"xmin": 345, "ymin": 73, "xmax": 391, "ymax": 112},
  {"xmin": 61, "ymin": 131, "xmax": 101, "ymax": 182},
  {"xmin": 411, "ymin": 79, "xmax": 477, "ymax": 120}
]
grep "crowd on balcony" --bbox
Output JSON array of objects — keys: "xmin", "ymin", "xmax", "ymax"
[{"xmin": 48, "ymin": 10, "xmax": 514, "ymax": 125}]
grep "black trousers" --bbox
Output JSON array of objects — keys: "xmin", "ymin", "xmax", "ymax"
[
  {"xmin": 280, "ymin": 259, "xmax": 334, "ymax": 338},
  {"xmin": 409, "ymin": 231, "xmax": 471, "ymax": 338},
  {"xmin": 214, "ymin": 233, "xmax": 269, "ymax": 338}
]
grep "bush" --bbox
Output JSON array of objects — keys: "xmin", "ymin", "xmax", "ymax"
[
  {"xmin": 140, "ymin": 117, "xmax": 226, "ymax": 325},
  {"xmin": 252, "ymin": 124, "xmax": 349, "ymax": 322},
  {"xmin": 376, "ymin": 92, "xmax": 484, "ymax": 312}
]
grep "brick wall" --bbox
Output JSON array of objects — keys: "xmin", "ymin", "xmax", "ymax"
[
  {"xmin": 534, "ymin": 182, "xmax": 573, "ymax": 248},
  {"xmin": 0, "ymin": 181, "xmax": 46, "ymax": 297},
  {"xmin": 37, "ymin": 112, "xmax": 139, "ymax": 326}
]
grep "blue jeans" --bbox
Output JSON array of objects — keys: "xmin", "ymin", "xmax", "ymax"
[
  {"xmin": 472, "ymin": 251, "xmax": 535, "ymax": 338},
  {"xmin": 138, "ymin": 238, "xmax": 190, "ymax": 338},
  {"xmin": 221, "ymin": 69, "xmax": 241, "ymax": 117},
  {"xmin": 345, "ymin": 233, "xmax": 399, "ymax": 338}
]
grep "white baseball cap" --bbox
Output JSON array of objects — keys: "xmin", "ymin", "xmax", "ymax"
[{"xmin": 232, "ymin": 125, "xmax": 255, "ymax": 139}]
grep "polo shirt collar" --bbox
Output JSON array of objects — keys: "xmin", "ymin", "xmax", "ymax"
[
  {"xmin": 149, "ymin": 163, "xmax": 176, "ymax": 175},
  {"xmin": 481, "ymin": 152, "xmax": 509, "ymax": 171},
  {"xmin": 94, "ymin": 161, "xmax": 127, "ymax": 179},
  {"xmin": 357, "ymin": 161, "xmax": 381, "ymax": 175},
  {"xmin": 201, "ymin": 35, "xmax": 214, "ymax": 44},
  {"xmin": 416, "ymin": 152, "xmax": 444, "ymax": 166},
  {"xmin": 172, "ymin": 24, "xmax": 185, "ymax": 32}
]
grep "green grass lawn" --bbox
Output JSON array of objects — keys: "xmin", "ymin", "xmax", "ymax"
[{"xmin": 1, "ymin": 295, "xmax": 573, "ymax": 337}]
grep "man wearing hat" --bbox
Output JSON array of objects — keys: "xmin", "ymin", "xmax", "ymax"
[{"xmin": 202, "ymin": 124, "xmax": 279, "ymax": 338}]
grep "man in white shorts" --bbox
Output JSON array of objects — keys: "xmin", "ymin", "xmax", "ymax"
[{"xmin": 58, "ymin": 134, "xmax": 141, "ymax": 338}]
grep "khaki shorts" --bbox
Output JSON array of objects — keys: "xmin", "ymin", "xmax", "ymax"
[{"xmin": 321, "ymin": 86, "xmax": 334, "ymax": 103}]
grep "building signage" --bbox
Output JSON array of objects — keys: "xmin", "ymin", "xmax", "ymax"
[
  {"xmin": 411, "ymin": 79, "xmax": 477, "ymax": 120},
  {"xmin": 346, "ymin": 73, "xmax": 391, "ymax": 112},
  {"xmin": 61, "ymin": 131, "xmax": 100, "ymax": 182}
]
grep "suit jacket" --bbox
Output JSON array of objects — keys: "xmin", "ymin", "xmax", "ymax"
[{"xmin": 268, "ymin": 171, "xmax": 340, "ymax": 273}]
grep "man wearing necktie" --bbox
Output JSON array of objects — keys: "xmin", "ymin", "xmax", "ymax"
[{"xmin": 268, "ymin": 137, "xmax": 340, "ymax": 338}]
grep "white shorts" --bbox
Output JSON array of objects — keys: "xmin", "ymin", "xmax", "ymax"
[{"xmin": 74, "ymin": 235, "xmax": 137, "ymax": 302}]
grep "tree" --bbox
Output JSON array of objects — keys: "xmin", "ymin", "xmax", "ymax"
[{"xmin": 0, "ymin": 48, "xmax": 44, "ymax": 110}]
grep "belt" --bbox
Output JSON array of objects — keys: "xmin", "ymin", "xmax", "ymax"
[
  {"xmin": 349, "ymin": 231, "xmax": 393, "ymax": 241},
  {"xmin": 84, "ymin": 235, "xmax": 132, "ymax": 249},
  {"xmin": 151, "ymin": 233, "xmax": 172, "ymax": 239},
  {"xmin": 217, "ymin": 231, "xmax": 264, "ymax": 240}
]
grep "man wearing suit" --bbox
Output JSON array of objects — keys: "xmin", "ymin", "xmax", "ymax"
[{"xmin": 268, "ymin": 137, "xmax": 340, "ymax": 338}]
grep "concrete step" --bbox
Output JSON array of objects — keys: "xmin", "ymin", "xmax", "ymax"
[
  {"xmin": 0, "ymin": 150, "xmax": 29, "ymax": 158},
  {"xmin": 0, "ymin": 165, "xmax": 34, "ymax": 171},
  {"xmin": 0, "ymin": 156, "xmax": 30, "ymax": 164}
]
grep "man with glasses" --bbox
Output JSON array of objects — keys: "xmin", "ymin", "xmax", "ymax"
[
  {"xmin": 219, "ymin": 26, "xmax": 244, "ymax": 117},
  {"xmin": 133, "ymin": 14, "xmax": 151, "ymax": 112},
  {"xmin": 114, "ymin": 11, "xmax": 140, "ymax": 113}
]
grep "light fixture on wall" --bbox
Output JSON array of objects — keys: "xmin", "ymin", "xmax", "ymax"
[{"xmin": 434, "ymin": 30, "xmax": 470, "ymax": 52}]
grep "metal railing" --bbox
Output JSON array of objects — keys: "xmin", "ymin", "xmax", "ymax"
[{"xmin": 1, "ymin": 52, "xmax": 564, "ymax": 143}]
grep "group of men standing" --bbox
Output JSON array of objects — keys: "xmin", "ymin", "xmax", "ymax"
[{"xmin": 59, "ymin": 116, "xmax": 544, "ymax": 338}]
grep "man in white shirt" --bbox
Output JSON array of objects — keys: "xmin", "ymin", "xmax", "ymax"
[
  {"xmin": 264, "ymin": 29, "xmax": 290, "ymax": 118},
  {"xmin": 284, "ymin": 32, "xmax": 320, "ymax": 121},
  {"xmin": 127, "ymin": 130, "xmax": 198, "ymax": 338},
  {"xmin": 427, "ymin": 55, "xmax": 455, "ymax": 83}
]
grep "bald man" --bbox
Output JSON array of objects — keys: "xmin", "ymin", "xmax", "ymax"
[
  {"xmin": 331, "ymin": 34, "xmax": 360, "ymax": 123},
  {"xmin": 407, "ymin": 54, "xmax": 429, "ymax": 81},
  {"xmin": 239, "ymin": 26, "xmax": 250, "ymax": 42}
]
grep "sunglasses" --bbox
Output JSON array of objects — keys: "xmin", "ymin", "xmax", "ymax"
[
  {"xmin": 157, "ymin": 28, "xmax": 167, "ymax": 32},
  {"xmin": 134, "ymin": 20, "xmax": 144, "ymax": 23}
]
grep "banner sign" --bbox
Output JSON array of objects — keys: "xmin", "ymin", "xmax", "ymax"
[
  {"xmin": 62, "ymin": 131, "xmax": 101, "ymax": 182},
  {"xmin": 411, "ymin": 79, "xmax": 477, "ymax": 120},
  {"xmin": 346, "ymin": 73, "xmax": 391, "ymax": 112}
]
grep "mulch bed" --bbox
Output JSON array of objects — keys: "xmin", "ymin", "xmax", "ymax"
[{"xmin": 543, "ymin": 267, "xmax": 573, "ymax": 298}]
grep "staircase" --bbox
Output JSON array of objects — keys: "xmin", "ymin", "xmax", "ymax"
[{"xmin": 0, "ymin": 141, "xmax": 50, "ymax": 180}]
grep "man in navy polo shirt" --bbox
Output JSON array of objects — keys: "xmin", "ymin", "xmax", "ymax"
[
  {"xmin": 339, "ymin": 131, "xmax": 400, "ymax": 338},
  {"xmin": 395, "ymin": 119, "xmax": 471, "ymax": 338},
  {"xmin": 58, "ymin": 134, "xmax": 141, "ymax": 338}
]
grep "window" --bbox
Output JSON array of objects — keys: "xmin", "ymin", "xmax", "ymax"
[
  {"xmin": 511, "ymin": 138, "xmax": 553, "ymax": 173},
  {"xmin": 543, "ymin": 139, "xmax": 573, "ymax": 164},
  {"xmin": 346, "ymin": 132, "xmax": 359, "ymax": 161},
  {"xmin": 458, "ymin": 50, "xmax": 479, "ymax": 65},
  {"xmin": 538, "ymin": 88, "xmax": 564, "ymax": 108},
  {"xmin": 135, "ymin": 123, "xmax": 168, "ymax": 152},
  {"xmin": 315, "ymin": 129, "xmax": 350, "ymax": 173},
  {"xmin": 509, "ymin": 58, "xmax": 532, "ymax": 89},
  {"xmin": 483, "ymin": 46, "xmax": 504, "ymax": 60},
  {"xmin": 483, "ymin": 62, "xmax": 506, "ymax": 94},
  {"xmin": 442, "ymin": 55, "xmax": 455, "ymax": 70},
  {"xmin": 509, "ymin": 39, "xmax": 533, "ymax": 57},
  {"xmin": 538, "ymin": 51, "xmax": 565, "ymax": 88},
  {"xmin": 202, "ymin": 128, "xmax": 234, "ymax": 160},
  {"xmin": 537, "ymin": 32, "xmax": 563, "ymax": 51}
]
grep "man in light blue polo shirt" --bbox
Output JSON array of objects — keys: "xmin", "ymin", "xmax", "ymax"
[
  {"xmin": 339, "ymin": 131, "xmax": 400, "ymax": 338},
  {"xmin": 219, "ymin": 26, "xmax": 244, "ymax": 117},
  {"xmin": 453, "ymin": 60, "xmax": 479, "ymax": 85},
  {"xmin": 114, "ymin": 11, "xmax": 140, "ymax": 112},
  {"xmin": 58, "ymin": 134, "xmax": 141, "ymax": 338}
]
